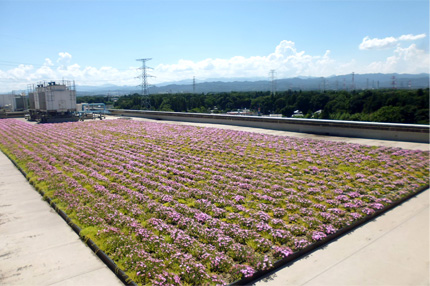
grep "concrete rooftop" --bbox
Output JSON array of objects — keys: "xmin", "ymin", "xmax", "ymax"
[{"xmin": 0, "ymin": 117, "xmax": 429, "ymax": 285}]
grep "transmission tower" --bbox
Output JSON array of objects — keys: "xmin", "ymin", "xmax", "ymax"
[
  {"xmin": 320, "ymin": 77, "xmax": 326, "ymax": 92},
  {"xmin": 193, "ymin": 76, "xmax": 196, "ymax": 93},
  {"xmin": 391, "ymin": 75, "xmax": 397, "ymax": 89},
  {"xmin": 136, "ymin": 58, "xmax": 154, "ymax": 109},
  {"xmin": 269, "ymin": 70, "xmax": 276, "ymax": 96}
]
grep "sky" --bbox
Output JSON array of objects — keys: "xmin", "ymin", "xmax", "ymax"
[{"xmin": 0, "ymin": 0, "xmax": 429, "ymax": 92}]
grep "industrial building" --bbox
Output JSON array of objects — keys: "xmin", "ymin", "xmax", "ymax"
[
  {"xmin": 27, "ymin": 80, "xmax": 78, "ymax": 123},
  {"xmin": 0, "ymin": 93, "xmax": 28, "ymax": 112}
]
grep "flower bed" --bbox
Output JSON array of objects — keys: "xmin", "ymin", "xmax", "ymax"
[{"xmin": 0, "ymin": 119, "xmax": 428, "ymax": 285}]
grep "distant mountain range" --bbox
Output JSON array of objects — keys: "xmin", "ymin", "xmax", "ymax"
[{"xmin": 76, "ymin": 73, "xmax": 429, "ymax": 96}]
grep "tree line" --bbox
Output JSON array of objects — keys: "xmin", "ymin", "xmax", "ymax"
[
  {"xmin": 79, "ymin": 89, "xmax": 429, "ymax": 124},
  {"xmin": 77, "ymin": 95, "xmax": 115, "ymax": 106}
]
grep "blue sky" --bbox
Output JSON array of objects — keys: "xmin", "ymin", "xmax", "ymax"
[{"xmin": 0, "ymin": 0, "xmax": 428, "ymax": 92}]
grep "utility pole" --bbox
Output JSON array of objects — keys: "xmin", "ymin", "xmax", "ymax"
[{"xmin": 136, "ymin": 58, "xmax": 154, "ymax": 109}]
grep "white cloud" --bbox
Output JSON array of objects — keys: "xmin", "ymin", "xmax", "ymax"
[
  {"xmin": 398, "ymin": 33, "xmax": 426, "ymax": 41},
  {"xmin": 359, "ymin": 36, "xmax": 398, "ymax": 50},
  {"xmin": 35, "ymin": 64, "xmax": 55, "ymax": 79},
  {"xmin": 0, "ymin": 54, "xmax": 139, "ymax": 92},
  {"xmin": 153, "ymin": 40, "xmax": 339, "ymax": 82},
  {"xmin": 58, "ymin": 52, "xmax": 72, "ymax": 61},
  {"xmin": 44, "ymin": 58, "xmax": 53, "ymax": 66},
  {"xmin": 366, "ymin": 44, "xmax": 429, "ymax": 74},
  {"xmin": 359, "ymin": 33, "xmax": 427, "ymax": 50},
  {"xmin": 57, "ymin": 52, "xmax": 72, "ymax": 65},
  {"xmin": 0, "ymin": 38, "xmax": 428, "ymax": 93}
]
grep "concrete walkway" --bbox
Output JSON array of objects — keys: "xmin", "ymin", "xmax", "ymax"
[
  {"xmin": 0, "ymin": 151, "xmax": 123, "ymax": 286},
  {"xmin": 1, "ymin": 117, "xmax": 429, "ymax": 286}
]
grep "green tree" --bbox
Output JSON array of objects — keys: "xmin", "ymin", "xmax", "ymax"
[{"xmin": 370, "ymin": 106, "xmax": 403, "ymax": 123}]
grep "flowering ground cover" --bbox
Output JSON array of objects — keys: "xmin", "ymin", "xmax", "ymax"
[{"xmin": 0, "ymin": 118, "xmax": 428, "ymax": 285}]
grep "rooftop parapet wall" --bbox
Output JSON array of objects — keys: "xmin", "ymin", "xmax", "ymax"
[{"xmin": 109, "ymin": 109, "xmax": 430, "ymax": 143}]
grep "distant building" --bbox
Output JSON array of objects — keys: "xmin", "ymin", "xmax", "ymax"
[
  {"xmin": 0, "ymin": 93, "xmax": 28, "ymax": 111},
  {"xmin": 312, "ymin": 109, "xmax": 322, "ymax": 118},
  {"xmin": 227, "ymin": 108, "xmax": 253, "ymax": 116},
  {"xmin": 292, "ymin": 110, "xmax": 304, "ymax": 118},
  {"xmin": 0, "ymin": 94, "xmax": 13, "ymax": 110}
]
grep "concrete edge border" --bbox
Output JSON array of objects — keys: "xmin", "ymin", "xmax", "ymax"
[
  {"xmin": 0, "ymin": 149, "xmax": 138, "ymax": 286},
  {"xmin": 229, "ymin": 184, "xmax": 429, "ymax": 285}
]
